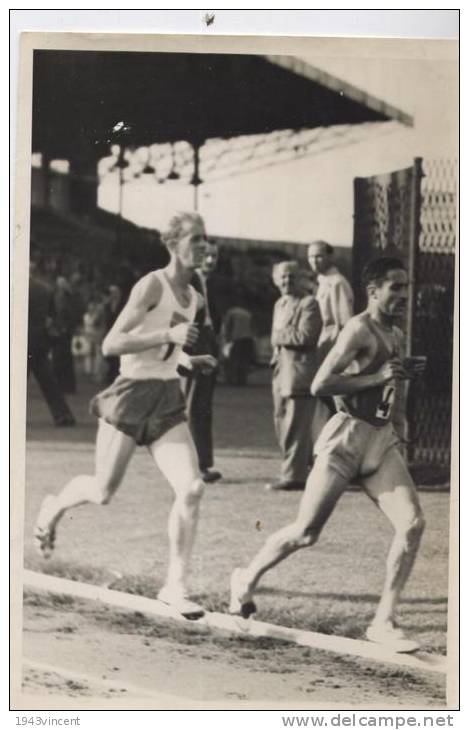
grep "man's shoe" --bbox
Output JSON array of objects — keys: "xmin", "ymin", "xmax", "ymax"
[
  {"xmin": 202, "ymin": 469, "xmax": 222, "ymax": 483},
  {"xmin": 366, "ymin": 622, "xmax": 420, "ymax": 654},
  {"xmin": 265, "ymin": 479, "xmax": 305, "ymax": 492}
]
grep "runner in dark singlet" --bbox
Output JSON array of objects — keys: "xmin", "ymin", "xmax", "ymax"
[
  {"xmin": 333, "ymin": 317, "xmax": 401, "ymax": 425},
  {"xmin": 230, "ymin": 257, "xmax": 426, "ymax": 653}
]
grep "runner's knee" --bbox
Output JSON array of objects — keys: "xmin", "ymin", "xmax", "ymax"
[
  {"xmin": 397, "ymin": 511, "xmax": 425, "ymax": 547},
  {"xmin": 297, "ymin": 528, "xmax": 319, "ymax": 548},
  {"xmin": 408, "ymin": 511, "xmax": 426, "ymax": 540},
  {"xmin": 91, "ymin": 486, "xmax": 112, "ymax": 505},
  {"xmin": 182, "ymin": 477, "xmax": 205, "ymax": 507},
  {"xmin": 288, "ymin": 523, "xmax": 318, "ymax": 549},
  {"xmin": 94, "ymin": 474, "xmax": 122, "ymax": 505}
]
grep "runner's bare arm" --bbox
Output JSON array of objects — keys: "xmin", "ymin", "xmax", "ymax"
[
  {"xmin": 102, "ymin": 275, "xmax": 198, "ymax": 356},
  {"xmin": 311, "ymin": 319, "xmax": 406, "ymax": 396}
]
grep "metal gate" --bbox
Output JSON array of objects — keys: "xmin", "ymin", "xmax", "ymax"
[{"xmin": 352, "ymin": 157, "xmax": 457, "ymax": 469}]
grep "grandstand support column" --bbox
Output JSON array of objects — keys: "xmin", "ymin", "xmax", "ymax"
[
  {"xmin": 41, "ymin": 154, "xmax": 51, "ymax": 210},
  {"xmin": 190, "ymin": 139, "xmax": 204, "ymax": 211},
  {"xmin": 69, "ymin": 156, "xmax": 99, "ymax": 220}
]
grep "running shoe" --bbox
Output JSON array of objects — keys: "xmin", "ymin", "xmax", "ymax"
[{"xmin": 229, "ymin": 568, "xmax": 257, "ymax": 618}]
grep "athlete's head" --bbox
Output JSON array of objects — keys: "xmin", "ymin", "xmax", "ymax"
[
  {"xmin": 307, "ymin": 240, "xmax": 334, "ymax": 275},
  {"xmin": 200, "ymin": 241, "xmax": 219, "ymax": 276},
  {"xmin": 362, "ymin": 257, "xmax": 408, "ymax": 318},
  {"xmin": 272, "ymin": 261, "xmax": 301, "ymax": 297},
  {"xmin": 161, "ymin": 211, "xmax": 207, "ymax": 270}
]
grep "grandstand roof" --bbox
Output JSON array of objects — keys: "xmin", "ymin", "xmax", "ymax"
[{"xmin": 32, "ymin": 50, "xmax": 412, "ymax": 162}]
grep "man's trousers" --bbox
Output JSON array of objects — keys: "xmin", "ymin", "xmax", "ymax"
[
  {"xmin": 272, "ymin": 374, "xmax": 333, "ymax": 483},
  {"xmin": 185, "ymin": 369, "xmax": 217, "ymax": 472}
]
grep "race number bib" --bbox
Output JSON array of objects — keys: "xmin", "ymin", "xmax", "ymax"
[
  {"xmin": 162, "ymin": 311, "xmax": 189, "ymax": 361},
  {"xmin": 375, "ymin": 384, "xmax": 395, "ymax": 420}
]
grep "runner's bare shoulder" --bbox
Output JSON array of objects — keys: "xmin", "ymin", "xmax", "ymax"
[
  {"xmin": 129, "ymin": 271, "xmax": 163, "ymax": 311},
  {"xmin": 341, "ymin": 313, "xmax": 373, "ymax": 344}
]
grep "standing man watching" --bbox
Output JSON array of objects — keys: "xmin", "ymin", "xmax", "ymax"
[
  {"xmin": 307, "ymin": 240, "xmax": 354, "ymax": 355},
  {"xmin": 266, "ymin": 261, "xmax": 322, "ymax": 492},
  {"xmin": 185, "ymin": 241, "xmax": 223, "ymax": 484},
  {"xmin": 50, "ymin": 275, "xmax": 78, "ymax": 395},
  {"xmin": 28, "ymin": 263, "xmax": 76, "ymax": 427},
  {"xmin": 34, "ymin": 212, "xmax": 217, "ymax": 619},
  {"xmin": 103, "ymin": 284, "xmax": 125, "ymax": 385},
  {"xmin": 230, "ymin": 257, "xmax": 426, "ymax": 653},
  {"xmin": 308, "ymin": 240, "xmax": 354, "ymax": 438}
]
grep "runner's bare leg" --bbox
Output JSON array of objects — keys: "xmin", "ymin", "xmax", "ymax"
[
  {"xmin": 149, "ymin": 422, "xmax": 204, "ymax": 595},
  {"xmin": 231, "ymin": 459, "xmax": 349, "ymax": 609},
  {"xmin": 36, "ymin": 419, "xmax": 136, "ymax": 535},
  {"xmin": 363, "ymin": 448, "xmax": 425, "ymax": 628}
]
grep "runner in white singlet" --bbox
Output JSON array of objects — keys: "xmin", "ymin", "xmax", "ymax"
[
  {"xmin": 34, "ymin": 212, "xmax": 217, "ymax": 619},
  {"xmin": 230, "ymin": 257, "xmax": 427, "ymax": 652}
]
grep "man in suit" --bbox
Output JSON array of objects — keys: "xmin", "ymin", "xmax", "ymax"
[
  {"xmin": 267, "ymin": 261, "xmax": 322, "ymax": 492},
  {"xmin": 185, "ymin": 241, "xmax": 223, "ymax": 483}
]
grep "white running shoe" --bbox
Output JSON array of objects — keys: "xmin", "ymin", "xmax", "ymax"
[
  {"xmin": 33, "ymin": 495, "xmax": 58, "ymax": 559},
  {"xmin": 157, "ymin": 585, "xmax": 205, "ymax": 620},
  {"xmin": 229, "ymin": 568, "xmax": 257, "ymax": 618},
  {"xmin": 366, "ymin": 622, "xmax": 420, "ymax": 654}
]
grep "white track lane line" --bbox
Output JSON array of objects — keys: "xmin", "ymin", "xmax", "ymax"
[{"xmin": 23, "ymin": 569, "xmax": 447, "ymax": 675}]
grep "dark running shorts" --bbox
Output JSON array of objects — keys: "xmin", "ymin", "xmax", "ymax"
[{"xmin": 90, "ymin": 376, "xmax": 187, "ymax": 446}]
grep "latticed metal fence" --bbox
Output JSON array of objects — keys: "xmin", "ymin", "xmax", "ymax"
[{"xmin": 352, "ymin": 157, "xmax": 457, "ymax": 469}]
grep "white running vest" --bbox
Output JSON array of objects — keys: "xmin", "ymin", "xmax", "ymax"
[{"xmin": 119, "ymin": 271, "xmax": 198, "ymax": 380}]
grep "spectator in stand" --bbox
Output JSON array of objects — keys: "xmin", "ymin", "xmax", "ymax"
[
  {"xmin": 221, "ymin": 290, "xmax": 255, "ymax": 386},
  {"xmin": 69, "ymin": 271, "xmax": 86, "ymax": 322},
  {"xmin": 82, "ymin": 297, "xmax": 106, "ymax": 383},
  {"xmin": 103, "ymin": 284, "xmax": 125, "ymax": 384},
  {"xmin": 28, "ymin": 263, "xmax": 76, "ymax": 427},
  {"xmin": 50, "ymin": 275, "xmax": 79, "ymax": 394}
]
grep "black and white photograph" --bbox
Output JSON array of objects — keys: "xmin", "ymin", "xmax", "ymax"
[{"xmin": 11, "ymin": 21, "xmax": 458, "ymax": 712}]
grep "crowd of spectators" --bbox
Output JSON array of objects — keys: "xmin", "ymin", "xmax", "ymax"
[
  {"xmin": 29, "ymin": 249, "xmax": 130, "ymax": 390},
  {"xmin": 27, "ymin": 208, "xmax": 320, "ymax": 421}
]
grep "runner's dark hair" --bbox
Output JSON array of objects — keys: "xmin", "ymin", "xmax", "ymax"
[{"xmin": 362, "ymin": 257, "xmax": 406, "ymax": 288}]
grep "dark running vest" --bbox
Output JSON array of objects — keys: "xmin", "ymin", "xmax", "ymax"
[{"xmin": 333, "ymin": 318, "xmax": 400, "ymax": 427}]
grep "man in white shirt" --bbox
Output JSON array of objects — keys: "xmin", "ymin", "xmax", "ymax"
[
  {"xmin": 308, "ymin": 240, "xmax": 354, "ymax": 351},
  {"xmin": 308, "ymin": 240, "xmax": 354, "ymax": 440}
]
